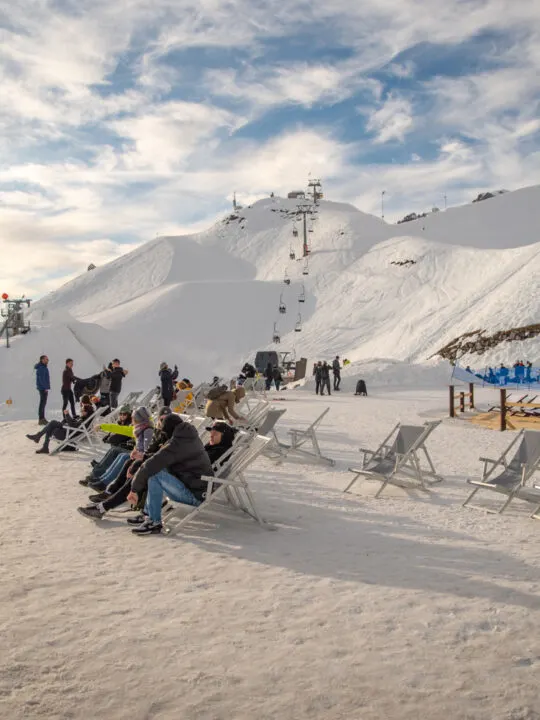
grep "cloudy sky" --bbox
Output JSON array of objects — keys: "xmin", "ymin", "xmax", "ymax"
[{"xmin": 1, "ymin": 0, "xmax": 540, "ymax": 297}]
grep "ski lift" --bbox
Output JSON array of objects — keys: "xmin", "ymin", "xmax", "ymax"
[
  {"xmin": 272, "ymin": 322, "xmax": 281, "ymax": 344},
  {"xmin": 289, "ymin": 245, "xmax": 296, "ymax": 260},
  {"xmin": 292, "ymin": 227, "xmax": 299, "ymax": 238},
  {"xmin": 298, "ymin": 284, "xmax": 305, "ymax": 303},
  {"xmin": 284, "ymin": 269, "xmax": 291, "ymax": 285},
  {"xmin": 279, "ymin": 293, "xmax": 286, "ymax": 314},
  {"xmin": 302, "ymin": 259, "xmax": 309, "ymax": 276},
  {"xmin": 294, "ymin": 314, "xmax": 302, "ymax": 332}
]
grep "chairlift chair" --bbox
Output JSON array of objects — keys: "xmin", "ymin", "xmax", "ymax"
[
  {"xmin": 289, "ymin": 245, "xmax": 296, "ymax": 260},
  {"xmin": 284, "ymin": 270, "xmax": 291, "ymax": 285},
  {"xmin": 272, "ymin": 322, "xmax": 281, "ymax": 344},
  {"xmin": 298, "ymin": 285, "xmax": 305, "ymax": 303},
  {"xmin": 302, "ymin": 259, "xmax": 309, "ymax": 276},
  {"xmin": 295, "ymin": 314, "xmax": 302, "ymax": 333},
  {"xmin": 292, "ymin": 227, "xmax": 299, "ymax": 238},
  {"xmin": 279, "ymin": 293, "xmax": 286, "ymax": 314}
]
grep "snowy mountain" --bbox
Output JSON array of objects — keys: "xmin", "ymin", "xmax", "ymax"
[{"xmin": 1, "ymin": 185, "xmax": 539, "ymax": 414}]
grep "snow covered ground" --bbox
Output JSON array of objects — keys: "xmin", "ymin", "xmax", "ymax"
[{"xmin": 2, "ymin": 388, "xmax": 540, "ymax": 720}]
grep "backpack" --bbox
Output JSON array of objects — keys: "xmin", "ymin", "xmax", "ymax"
[
  {"xmin": 355, "ymin": 380, "xmax": 367, "ymax": 395},
  {"xmin": 207, "ymin": 384, "xmax": 228, "ymax": 400}
]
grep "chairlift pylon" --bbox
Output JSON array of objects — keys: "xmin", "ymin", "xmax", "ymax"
[
  {"xmin": 294, "ymin": 314, "xmax": 302, "ymax": 333},
  {"xmin": 279, "ymin": 293, "xmax": 286, "ymax": 314}
]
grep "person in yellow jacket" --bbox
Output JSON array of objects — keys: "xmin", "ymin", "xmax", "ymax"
[{"xmin": 172, "ymin": 378, "xmax": 194, "ymax": 414}]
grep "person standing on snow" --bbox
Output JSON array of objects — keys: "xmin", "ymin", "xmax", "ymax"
[
  {"xmin": 61, "ymin": 358, "xmax": 78, "ymax": 417},
  {"xmin": 314, "ymin": 361, "xmax": 323, "ymax": 395},
  {"xmin": 108, "ymin": 359, "xmax": 128, "ymax": 409},
  {"xmin": 34, "ymin": 354, "xmax": 50, "ymax": 425},
  {"xmin": 321, "ymin": 361, "xmax": 331, "ymax": 396},
  {"xmin": 332, "ymin": 356, "xmax": 341, "ymax": 391},
  {"xmin": 159, "ymin": 362, "xmax": 179, "ymax": 407}
]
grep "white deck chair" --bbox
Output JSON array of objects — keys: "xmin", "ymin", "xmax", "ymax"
[
  {"xmin": 163, "ymin": 434, "xmax": 272, "ymax": 535},
  {"xmin": 463, "ymin": 429, "xmax": 540, "ymax": 516},
  {"xmin": 105, "ymin": 391, "xmax": 143, "ymax": 422},
  {"xmin": 255, "ymin": 408, "xmax": 288, "ymax": 458},
  {"xmin": 50, "ymin": 406, "xmax": 109, "ymax": 456},
  {"xmin": 345, "ymin": 420, "xmax": 442, "ymax": 497},
  {"xmin": 270, "ymin": 407, "xmax": 335, "ymax": 466}
]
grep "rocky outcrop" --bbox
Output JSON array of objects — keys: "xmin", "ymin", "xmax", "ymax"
[{"xmin": 435, "ymin": 324, "xmax": 540, "ymax": 362}]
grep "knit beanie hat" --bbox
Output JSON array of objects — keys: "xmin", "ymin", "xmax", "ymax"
[
  {"xmin": 119, "ymin": 405, "xmax": 131, "ymax": 414},
  {"xmin": 158, "ymin": 406, "xmax": 173, "ymax": 418},
  {"xmin": 159, "ymin": 362, "xmax": 168, "ymax": 371},
  {"xmin": 133, "ymin": 406, "xmax": 151, "ymax": 424}
]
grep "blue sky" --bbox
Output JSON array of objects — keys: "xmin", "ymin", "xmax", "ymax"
[{"xmin": 1, "ymin": 0, "xmax": 539, "ymax": 296}]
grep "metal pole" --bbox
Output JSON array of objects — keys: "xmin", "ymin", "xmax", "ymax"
[
  {"xmin": 303, "ymin": 210, "xmax": 308, "ymax": 257},
  {"xmin": 381, "ymin": 190, "xmax": 386, "ymax": 220},
  {"xmin": 469, "ymin": 382, "xmax": 475, "ymax": 410},
  {"xmin": 500, "ymin": 389, "xmax": 507, "ymax": 431},
  {"xmin": 449, "ymin": 385, "xmax": 455, "ymax": 418},
  {"xmin": 5, "ymin": 306, "xmax": 9, "ymax": 349}
]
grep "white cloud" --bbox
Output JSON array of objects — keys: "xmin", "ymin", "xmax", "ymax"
[
  {"xmin": 364, "ymin": 94, "xmax": 414, "ymax": 143},
  {"xmin": 1, "ymin": 0, "xmax": 540, "ymax": 294}
]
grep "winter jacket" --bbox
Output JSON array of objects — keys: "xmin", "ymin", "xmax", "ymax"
[
  {"xmin": 99, "ymin": 370, "xmax": 112, "ymax": 394},
  {"xmin": 264, "ymin": 364, "xmax": 273, "ymax": 380},
  {"xmin": 35, "ymin": 362, "xmax": 50, "ymax": 391},
  {"xmin": 109, "ymin": 366, "xmax": 126, "ymax": 393},
  {"xmin": 159, "ymin": 367, "xmax": 178, "ymax": 398},
  {"xmin": 272, "ymin": 367, "xmax": 282, "ymax": 382},
  {"xmin": 321, "ymin": 363, "xmax": 330, "ymax": 380},
  {"xmin": 131, "ymin": 420, "xmax": 213, "ymax": 499},
  {"xmin": 332, "ymin": 359, "xmax": 341, "ymax": 374},
  {"xmin": 314, "ymin": 365, "xmax": 323, "ymax": 381},
  {"xmin": 205, "ymin": 389, "xmax": 243, "ymax": 422},
  {"xmin": 133, "ymin": 423, "xmax": 153, "ymax": 453},
  {"xmin": 242, "ymin": 363, "xmax": 256, "ymax": 379},
  {"xmin": 62, "ymin": 366, "xmax": 76, "ymax": 391},
  {"xmin": 205, "ymin": 439, "xmax": 234, "ymax": 466}
]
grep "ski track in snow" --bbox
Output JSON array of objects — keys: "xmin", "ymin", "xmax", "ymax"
[{"xmin": 1, "ymin": 389, "xmax": 540, "ymax": 719}]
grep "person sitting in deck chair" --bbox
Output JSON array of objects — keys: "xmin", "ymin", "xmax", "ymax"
[
  {"xmin": 126, "ymin": 414, "xmax": 215, "ymax": 535},
  {"xmin": 85, "ymin": 406, "xmax": 153, "ymax": 491},
  {"xmin": 79, "ymin": 406, "xmax": 133, "ymax": 486},
  {"xmin": 172, "ymin": 378, "xmax": 194, "ymax": 413},
  {"xmin": 26, "ymin": 403, "xmax": 95, "ymax": 454},
  {"xmin": 78, "ymin": 407, "xmax": 172, "ymax": 520}
]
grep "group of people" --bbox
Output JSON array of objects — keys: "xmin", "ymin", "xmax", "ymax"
[
  {"xmin": 26, "ymin": 383, "xmax": 241, "ymax": 534},
  {"xmin": 469, "ymin": 360, "xmax": 538, "ymax": 386},
  {"xmin": 313, "ymin": 357, "xmax": 341, "ymax": 395},
  {"xmin": 33, "ymin": 355, "xmax": 128, "ymax": 424}
]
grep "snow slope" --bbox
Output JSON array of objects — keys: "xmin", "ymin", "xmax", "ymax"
[{"xmin": 1, "ymin": 185, "xmax": 539, "ymax": 416}]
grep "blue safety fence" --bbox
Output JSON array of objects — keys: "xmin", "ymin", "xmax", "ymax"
[{"xmin": 452, "ymin": 362, "xmax": 540, "ymax": 388}]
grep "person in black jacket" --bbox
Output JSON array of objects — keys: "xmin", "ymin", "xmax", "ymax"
[
  {"xmin": 332, "ymin": 356, "xmax": 341, "ymax": 391},
  {"xmin": 158, "ymin": 362, "xmax": 179, "ymax": 406},
  {"xmin": 61, "ymin": 358, "xmax": 78, "ymax": 417},
  {"xmin": 127, "ymin": 415, "xmax": 213, "ymax": 535},
  {"xmin": 26, "ymin": 404, "xmax": 94, "ymax": 454},
  {"xmin": 204, "ymin": 420, "xmax": 237, "ymax": 464},
  {"xmin": 241, "ymin": 362, "xmax": 256, "ymax": 379},
  {"xmin": 321, "ymin": 361, "xmax": 331, "ymax": 396},
  {"xmin": 264, "ymin": 362, "xmax": 273, "ymax": 391},
  {"xmin": 314, "ymin": 361, "xmax": 323, "ymax": 394},
  {"xmin": 108, "ymin": 359, "xmax": 128, "ymax": 409}
]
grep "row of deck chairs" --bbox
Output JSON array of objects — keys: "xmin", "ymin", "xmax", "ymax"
[{"xmin": 343, "ymin": 419, "xmax": 540, "ymax": 520}]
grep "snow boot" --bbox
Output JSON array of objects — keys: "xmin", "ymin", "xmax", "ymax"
[
  {"xmin": 127, "ymin": 513, "xmax": 147, "ymax": 525},
  {"xmin": 88, "ymin": 492, "xmax": 110, "ymax": 503},
  {"xmin": 36, "ymin": 447, "xmax": 49, "ymax": 454},
  {"xmin": 26, "ymin": 434, "xmax": 40, "ymax": 443}
]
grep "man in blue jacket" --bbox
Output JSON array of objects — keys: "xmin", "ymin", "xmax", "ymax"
[{"xmin": 34, "ymin": 355, "xmax": 50, "ymax": 424}]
